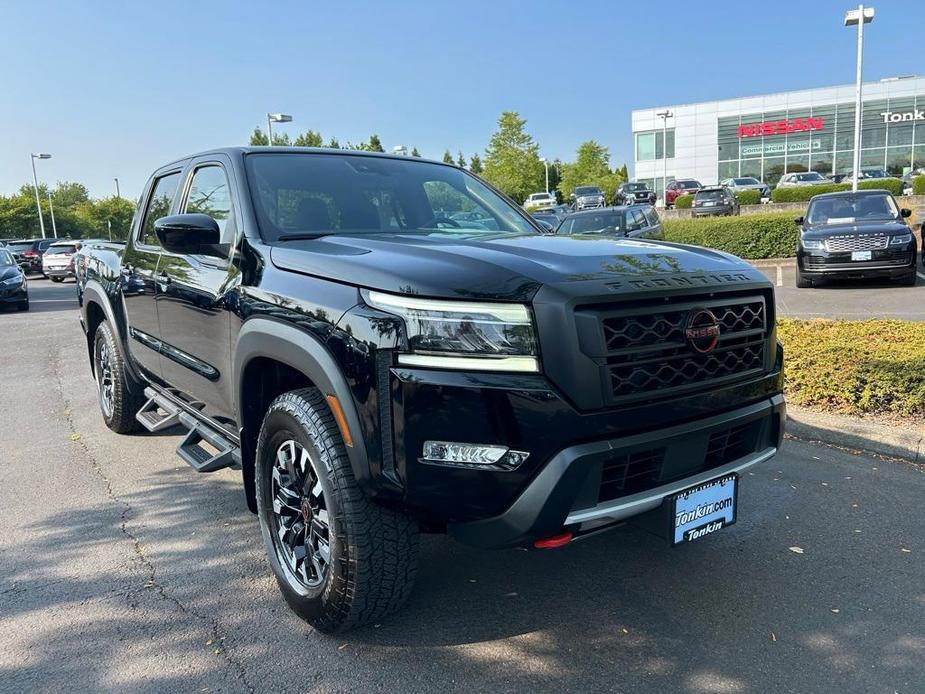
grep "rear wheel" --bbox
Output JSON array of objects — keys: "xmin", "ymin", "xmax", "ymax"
[
  {"xmin": 93, "ymin": 321, "xmax": 143, "ymax": 433},
  {"xmin": 51, "ymin": 276, "xmax": 63, "ymax": 283},
  {"xmin": 795, "ymin": 266, "xmax": 813, "ymax": 288},
  {"xmin": 256, "ymin": 388, "xmax": 419, "ymax": 633}
]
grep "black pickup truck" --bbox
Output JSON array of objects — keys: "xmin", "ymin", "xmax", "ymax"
[{"xmin": 78, "ymin": 148, "xmax": 784, "ymax": 632}]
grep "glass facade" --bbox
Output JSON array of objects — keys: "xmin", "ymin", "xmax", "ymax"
[
  {"xmin": 636, "ymin": 129, "xmax": 675, "ymax": 161},
  {"xmin": 717, "ymin": 94, "xmax": 925, "ymax": 187}
]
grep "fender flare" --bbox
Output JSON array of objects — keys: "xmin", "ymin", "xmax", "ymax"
[
  {"xmin": 233, "ymin": 317, "xmax": 371, "ymax": 485},
  {"xmin": 81, "ymin": 280, "xmax": 144, "ymax": 387}
]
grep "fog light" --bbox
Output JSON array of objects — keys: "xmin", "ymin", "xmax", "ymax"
[{"xmin": 422, "ymin": 441, "xmax": 529, "ymax": 469}]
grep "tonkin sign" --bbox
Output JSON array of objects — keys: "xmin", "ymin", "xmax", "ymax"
[{"xmin": 880, "ymin": 110, "xmax": 925, "ymax": 123}]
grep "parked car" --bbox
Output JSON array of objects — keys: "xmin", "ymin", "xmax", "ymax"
[
  {"xmin": 613, "ymin": 182, "xmax": 656, "ymax": 206},
  {"xmin": 42, "ymin": 240, "xmax": 80, "ymax": 282},
  {"xmin": 901, "ymin": 167, "xmax": 925, "ymax": 195},
  {"xmin": 5, "ymin": 238, "xmax": 55, "ymax": 274},
  {"xmin": 795, "ymin": 189, "xmax": 917, "ymax": 288},
  {"xmin": 569, "ymin": 186, "xmax": 606, "ymax": 210},
  {"xmin": 78, "ymin": 147, "xmax": 783, "ymax": 633},
  {"xmin": 776, "ymin": 171, "xmax": 831, "ymax": 188},
  {"xmin": 0, "ymin": 248, "xmax": 29, "ymax": 311},
  {"xmin": 556, "ymin": 204, "xmax": 662, "ymax": 239},
  {"xmin": 529, "ymin": 211, "xmax": 561, "ymax": 232},
  {"xmin": 523, "ymin": 192, "xmax": 557, "ymax": 211},
  {"xmin": 720, "ymin": 177, "xmax": 771, "ymax": 199},
  {"xmin": 664, "ymin": 179, "xmax": 702, "ymax": 207},
  {"xmin": 842, "ymin": 168, "xmax": 897, "ymax": 186},
  {"xmin": 828, "ymin": 173, "xmax": 848, "ymax": 184},
  {"xmin": 692, "ymin": 186, "xmax": 740, "ymax": 217}
]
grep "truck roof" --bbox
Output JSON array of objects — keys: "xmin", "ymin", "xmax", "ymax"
[{"xmin": 158, "ymin": 146, "xmax": 451, "ymax": 170}]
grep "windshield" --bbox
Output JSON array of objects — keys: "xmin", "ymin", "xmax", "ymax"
[
  {"xmin": 678, "ymin": 180, "xmax": 700, "ymax": 189},
  {"xmin": 530, "ymin": 193, "xmax": 552, "ymax": 200},
  {"xmin": 559, "ymin": 212, "xmax": 624, "ymax": 234},
  {"xmin": 734, "ymin": 178, "xmax": 759, "ymax": 185},
  {"xmin": 245, "ymin": 153, "xmax": 537, "ymax": 241},
  {"xmin": 861, "ymin": 169, "xmax": 888, "ymax": 178},
  {"xmin": 574, "ymin": 187, "xmax": 602, "ymax": 196},
  {"xmin": 806, "ymin": 194, "xmax": 899, "ymax": 225},
  {"xmin": 798, "ymin": 173, "xmax": 825, "ymax": 181},
  {"xmin": 0, "ymin": 250, "xmax": 13, "ymax": 266},
  {"xmin": 6, "ymin": 242, "xmax": 33, "ymax": 252},
  {"xmin": 47, "ymin": 244, "xmax": 77, "ymax": 254},
  {"xmin": 625, "ymin": 183, "xmax": 647, "ymax": 192},
  {"xmin": 696, "ymin": 190, "xmax": 725, "ymax": 200}
]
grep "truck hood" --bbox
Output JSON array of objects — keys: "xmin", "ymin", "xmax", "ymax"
[{"xmin": 270, "ymin": 232, "xmax": 761, "ymax": 301}]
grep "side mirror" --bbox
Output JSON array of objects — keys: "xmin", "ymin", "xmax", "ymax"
[
  {"xmin": 900, "ymin": 208, "xmax": 912, "ymax": 218},
  {"xmin": 793, "ymin": 216, "xmax": 804, "ymax": 225},
  {"xmin": 155, "ymin": 214, "xmax": 221, "ymax": 255},
  {"xmin": 536, "ymin": 220, "xmax": 555, "ymax": 233}
]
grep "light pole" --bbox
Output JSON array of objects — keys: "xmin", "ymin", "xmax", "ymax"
[
  {"xmin": 30, "ymin": 153, "xmax": 51, "ymax": 239},
  {"xmin": 267, "ymin": 113, "xmax": 292, "ymax": 146},
  {"xmin": 656, "ymin": 110, "xmax": 673, "ymax": 207},
  {"xmin": 540, "ymin": 157, "xmax": 549, "ymax": 193},
  {"xmin": 47, "ymin": 191, "xmax": 58, "ymax": 238},
  {"xmin": 114, "ymin": 177, "xmax": 121, "ymax": 198},
  {"xmin": 845, "ymin": 5, "xmax": 874, "ymax": 192}
]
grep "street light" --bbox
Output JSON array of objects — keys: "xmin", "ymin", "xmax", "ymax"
[
  {"xmin": 845, "ymin": 5, "xmax": 874, "ymax": 192},
  {"xmin": 30, "ymin": 153, "xmax": 51, "ymax": 239},
  {"xmin": 656, "ymin": 110, "xmax": 673, "ymax": 207},
  {"xmin": 114, "ymin": 177, "xmax": 121, "ymax": 198},
  {"xmin": 266, "ymin": 113, "xmax": 292, "ymax": 146},
  {"xmin": 540, "ymin": 157, "xmax": 549, "ymax": 194},
  {"xmin": 47, "ymin": 190, "xmax": 58, "ymax": 238}
]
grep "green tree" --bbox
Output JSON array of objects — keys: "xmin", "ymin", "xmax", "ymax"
[
  {"xmin": 481, "ymin": 111, "xmax": 544, "ymax": 203},
  {"xmin": 617, "ymin": 163, "xmax": 629, "ymax": 182},
  {"xmin": 558, "ymin": 140, "xmax": 624, "ymax": 201},
  {"xmin": 77, "ymin": 197, "xmax": 136, "ymax": 240},
  {"xmin": 469, "ymin": 153, "xmax": 483, "ymax": 174},
  {"xmin": 249, "ymin": 127, "xmax": 290, "ymax": 146},
  {"xmin": 442, "ymin": 149, "xmax": 454, "ymax": 164},
  {"xmin": 411, "ymin": 147, "xmax": 421, "ymax": 157},
  {"xmin": 327, "ymin": 136, "xmax": 341, "ymax": 149},
  {"xmin": 52, "ymin": 181, "xmax": 90, "ymax": 208},
  {"xmin": 367, "ymin": 134, "xmax": 384, "ymax": 152},
  {"xmin": 456, "ymin": 151, "xmax": 467, "ymax": 168},
  {"xmin": 294, "ymin": 130, "xmax": 324, "ymax": 147}
]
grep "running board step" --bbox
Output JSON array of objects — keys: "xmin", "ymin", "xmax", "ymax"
[
  {"xmin": 136, "ymin": 387, "xmax": 182, "ymax": 432},
  {"xmin": 176, "ymin": 412, "xmax": 241, "ymax": 473}
]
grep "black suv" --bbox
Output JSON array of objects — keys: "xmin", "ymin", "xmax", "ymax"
[
  {"xmin": 78, "ymin": 148, "xmax": 784, "ymax": 632},
  {"xmin": 692, "ymin": 186, "xmax": 740, "ymax": 217},
  {"xmin": 795, "ymin": 189, "xmax": 917, "ymax": 288},
  {"xmin": 557, "ymin": 205, "xmax": 662, "ymax": 238},
  {"xmin": 613, "ymin": 182, "xmax": 656, "ymax": 206},
  {"xmin": 6, "ymin": 238, "xmax": 55, "ymax": 274}
]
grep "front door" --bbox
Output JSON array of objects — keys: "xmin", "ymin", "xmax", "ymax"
[
  {"xmin": 123, "ymin": 170, "xmax": 182, "ymax": 381},
  {"xmin": 155, "ymin": 159, "xmax": 240, "ymax": 422}
]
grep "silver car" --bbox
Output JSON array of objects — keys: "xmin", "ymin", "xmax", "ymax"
[
  {"xmin": 570, "ymin": 186, "xmax": 606, "ymax": 211},
  {"xmin": 776, "ymin": 171, "xmax": 832, "ymax": 188},
  {"xmin": 720, "ymin": 177, "xmax": 771, "ymax": 199}
]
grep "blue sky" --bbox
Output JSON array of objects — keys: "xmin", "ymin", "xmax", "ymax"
[{"xmin": 2, "ymin": 0, "xmax": 922, "ymax": 200}]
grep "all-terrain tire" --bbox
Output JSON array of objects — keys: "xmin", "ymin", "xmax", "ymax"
[
  {"xmin": 255, "ymin": 388, "xmax": 419, "ymax": 633},
  {"xmin": 93, "ymin": 321, "xmax": 144, "ymax": 433}
]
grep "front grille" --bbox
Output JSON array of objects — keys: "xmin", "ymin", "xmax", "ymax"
[
  {"xmin": 705, "ymin": 422, "xmax": 756, "ymax": 467},
  {"xmin": 825, "ymin": 235, "xmax": 888, "ymax": 252},
  {"xmin": 583, "ymin": 293, "xmax": 770, "ymax": 404}
]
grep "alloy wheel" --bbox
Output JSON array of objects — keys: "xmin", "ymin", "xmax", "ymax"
[{"xmin": 96, "ymin": 339, "xmax": 115, "ymax": 418}]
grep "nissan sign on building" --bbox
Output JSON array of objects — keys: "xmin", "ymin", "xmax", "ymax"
[{"xmin": 632, "ymin": 75, "xmax": 925, "ymax": 199}]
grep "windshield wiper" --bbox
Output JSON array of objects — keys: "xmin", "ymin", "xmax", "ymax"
[{"xmin": 277, "ymin": 232, "xmax": 333, "ymax": 241}]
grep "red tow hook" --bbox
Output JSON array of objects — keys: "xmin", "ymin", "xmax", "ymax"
[{"xmin": 533, "ymin": 531, "xmax": 573, "ymax": 549}]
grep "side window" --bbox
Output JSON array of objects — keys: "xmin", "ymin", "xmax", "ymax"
[
  {"xmin": 140, "ymin": 172, "xmax": 181, "ymax": 247},
  {"xmin": 630, "ymin": 209, "xmax": 647, "ymax": 229},
  {"xmin": 184, "ymin": 166, "xmax": 235, "ymax": 243},
  {"xmin": 557, "ymin": 218, "xmax": 574, "ymax": 234},
  {"xmin": 644, "ymin": 207, "xmax": 660, "ymax": 227}
]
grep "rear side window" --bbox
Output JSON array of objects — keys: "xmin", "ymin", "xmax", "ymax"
[
  {"xmin": 140, "ymin": 172, "xmax": 181, "ymax": 247},
  {"xmin": 184, "ymin": 166, "xmax": 235, "ymax": 243},
  {"xmin": 644, "ymin": 207, "xmax": 660, "ymax": 227}
]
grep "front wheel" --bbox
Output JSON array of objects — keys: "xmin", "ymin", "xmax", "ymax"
[
  {"xmin": 51, "ymin": 276, "xmax": 63, "ymax": 283},
  {"xmin": 255, "ymin": 388, "xmax": 419, "ymax": 633},
  {"xmin": 795, "ymin": 266, "xmax": 813, "ymax": 288},
  {"xmin": 898, "ymin": 269, "xmax": 917, "ymax": 287},
  {"xmin": 93, "ymin": 321, "xmax": 143, "ymax": 433}
]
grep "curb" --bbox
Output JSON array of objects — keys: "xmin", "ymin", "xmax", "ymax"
[
  {"xmin": 748, "ymin": 257, "xmax": 796, "ymax": 268},
  {"xmin": 786, "ymin": 405, "xmax": 924, "ymax": 464}
]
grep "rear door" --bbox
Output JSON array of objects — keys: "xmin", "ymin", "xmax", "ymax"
[
  {"xmin": 155, "ymin": 156, "xmax": 240, "ymax": 421},
  {"xmin": 122, "ymin": 168, "xmax": 182, "ymax": 381}
]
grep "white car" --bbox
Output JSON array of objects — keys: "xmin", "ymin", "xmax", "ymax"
[
  {"xmin": 776, "ymin": 172, "xmax": 832, "ymax": 188},
  {"xmin": 523, "ymin": 192, "xmax": 556, "ymax": 211},
  {"xmin": 41, "ymin": 240, "xmax": 80, "ymax": 282}
]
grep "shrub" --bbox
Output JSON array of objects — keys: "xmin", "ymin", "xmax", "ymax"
[
  {"xmin": 674, "ymin": 194, "xmax": 694, "ymax": 209},
  {"xmin": 777, "ymin": 319, "xmax": 925, "ymax": 420},
  {"xmin": 735, "ymin": 190, "xmax": 762, "ymax": 205},
  {"xmin": 858, "ymin": 178, "xmax": 904, "ymax": 196},
  {"xmin": 663, "ymin": 212, "xmax": 798, "ymax": 259},
  {"xmin": 912, "ymin": 175, "xmax": 925, "ymax": 195},
  {"xmin": 771, "ymin": 183, "xmax": 849, "ymax": 202}
]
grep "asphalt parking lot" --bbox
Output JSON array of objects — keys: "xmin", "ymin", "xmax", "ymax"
[
  {"xmin": 756, "ymin": 262, "xmax": 925, "ymax": 321},
  {"xmin": 2, "ymin": 280, "xmax": 924, "ymax": 693}
]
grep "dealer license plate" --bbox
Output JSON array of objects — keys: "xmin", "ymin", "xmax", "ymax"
[
  {"xmin": 671, "ymin": 474, "xmax": 737, "ymax": 544},
  {"xmin": 851, "ymin": 250, "xmax": 872, "ymax": 261}
]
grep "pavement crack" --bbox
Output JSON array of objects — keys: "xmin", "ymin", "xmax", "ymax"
[{"xmin": 49, "ymin": 338, "xmax": 255, "ymax": 694}]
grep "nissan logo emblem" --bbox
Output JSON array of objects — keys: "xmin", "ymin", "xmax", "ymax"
[{"xmin": 685, "ymin": 309, "xmax": 721, "ymax": 354}]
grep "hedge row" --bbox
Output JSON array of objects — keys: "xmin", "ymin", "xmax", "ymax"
[
  {"xmin": 913, "ymin": 175, "xmax": 925, "ymax": 195},
  {"xmin": 770, "ymin": 178, "xmax": 904, "ymax": 202},
  {"xmin": 674, "ymin": 194, "xmax": 693, "ymax": 209},
  {"xmin": 778, "ymin": 319, "xmax": 925, "ymax": 420},
  {"xmin": 735, "ymin": 190, "xmax": 762, "ymax": 205},
  {"xmin": 662, "ymin": 212, "xmax": 798, "ymax": 259}
]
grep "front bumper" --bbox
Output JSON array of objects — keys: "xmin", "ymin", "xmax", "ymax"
[
  {"xmin": 0, "ymin": 285, "xmax": 28, "ymax": 305},
  {"xmin": 576, "ymin": 199, "xmax": 605, "ymax": 210},
  {"xmin": 798, "ymin": 246, "xmax": 915, "ymax": 278},
  {"xmin": 693, "ymin": 204, "xmax": 734, "ymax": 216},
  {"xmin": 448, "ymin": 395, "xmax": 784, "ymax": 548},
  {"xmin": 44, "ymin": 266, "xmax": 73, "ymax": 278}
]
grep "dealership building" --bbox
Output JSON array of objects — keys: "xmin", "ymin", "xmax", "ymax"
[{"xmin": 631, "ymin": 75, "xmax": 925, "ymax": 200}]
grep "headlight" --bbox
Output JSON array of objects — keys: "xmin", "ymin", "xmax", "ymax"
[
  {"xmin": 802, "ymin": 239, "xmax": 825, "ymax": 250},
  {"xmin": 364, "ymin": 290, "xmax": 539, "ymax": 372},
  {"xmin": 890, "ymin": 233, "xmax": 913, "ymax": 245},
  {"xmin": 0, "ymin": 276, "xmax": 23, "ymax": 287}
]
